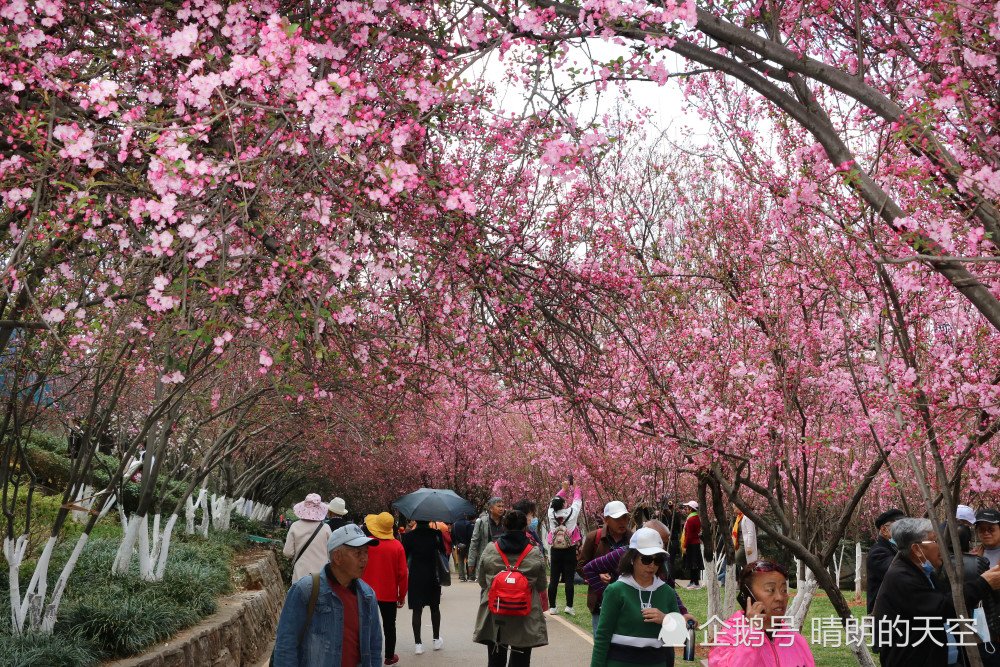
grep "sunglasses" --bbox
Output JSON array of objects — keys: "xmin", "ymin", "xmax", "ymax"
[
  {"xmin": 747, "ymin": 560, "xmax": 788, "ymax": 577},
  {"xmin": 640, "ymin": 554, "xmax": 667, "ymax": 566}
]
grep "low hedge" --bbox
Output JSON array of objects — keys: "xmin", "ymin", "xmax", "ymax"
[
  {"xmin": 19, "ymin": 430, "xmax": 191, "ymax": 514},
  {"xmin": 0, "ymin": 530, "xmax": 250, "ymax": 666}
]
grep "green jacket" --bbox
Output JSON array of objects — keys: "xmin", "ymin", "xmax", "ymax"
[
  {"xmin": 591, "ymin": 575, "xmax": 679, "ymax": 667},
  {"xmin": 468, "ymin": 512, "xmax": 503, "ymax": 580},
  {"xmin": 473, "ymin": 538, "xmax": 548, "ymax": 649}
]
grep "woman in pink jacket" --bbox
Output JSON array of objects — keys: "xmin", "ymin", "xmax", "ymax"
[{"xmin": 708, "ymin": 560, "xmax": 815, "ymax": 667}]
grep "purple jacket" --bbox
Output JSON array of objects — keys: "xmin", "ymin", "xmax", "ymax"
[{"xmin": 581, "ymin": 545, "xmax": 687, "ymax": 614}]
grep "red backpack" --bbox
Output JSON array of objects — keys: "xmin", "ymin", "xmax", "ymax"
[{"xmin": 487, "ymin": 544, "xmax": 533, "ymax": 616}]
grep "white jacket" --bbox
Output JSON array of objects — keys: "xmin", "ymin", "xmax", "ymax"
[
  {"xmin": 283, "ymin": 519, "xmax": 332, "ymax": 583},
  {"xmin": 547, "ymin": 487, "xmax": 583, "ymax": 547}
]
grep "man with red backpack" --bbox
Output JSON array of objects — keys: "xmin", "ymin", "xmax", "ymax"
[
  {"xmin": 473, "ymin": 510, "xmax": 548, "ymax": 667},
  {"xmin": 576, "ymin": 500, "xmax": 632, "ymax": 635}
]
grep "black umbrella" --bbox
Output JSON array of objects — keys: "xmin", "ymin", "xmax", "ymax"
[{"xmin": 392, "ymin": 488, "xmax": 476, "ymax": 523}]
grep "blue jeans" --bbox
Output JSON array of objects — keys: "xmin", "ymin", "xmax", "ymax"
[{"xmin": 592, "ymin": 611, "xmax": 600, "ymax": 636}]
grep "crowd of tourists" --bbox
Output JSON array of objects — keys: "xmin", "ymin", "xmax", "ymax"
[
  {"xmin": 866, "ymin": 504, "xmax": 1000, "ymax": 667},
  {"xmin": 270, "ymin": 486, "xmax": 1000, "ymax": 667}
]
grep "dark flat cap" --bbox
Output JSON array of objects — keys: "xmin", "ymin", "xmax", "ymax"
[
  {"xmin": 976, "ymin": 508, "xmax": 1000, "ymax": 524},
  {"xmin": 875, "ymin": 508, "xmax": 905, "ymax": 529}
]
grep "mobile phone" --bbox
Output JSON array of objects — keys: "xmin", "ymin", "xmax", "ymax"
[
  {"xmin": 742, "ymin": 585, "xmax": 758, "ymax": 605},
  {"xmin": 568, "ymin": 473, "xmax": 574, "ymax": 485}
]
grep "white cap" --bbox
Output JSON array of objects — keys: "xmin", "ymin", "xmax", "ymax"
[
  {"xmin": 957, "ymin": 504, "xmax": 977, "ymax": 525},
  {"xmin": 603, "ymin": 500, "xmax": 629, "ymax": 518},
  {"xmin": 630, "ymin": 527, "xmax": 667, "ymax": 556},
  {"xmin": 328, "ymin": 497, "xmax": 347, "ymax": 515},
  {"xmin": 327, "ymin": 524, "xmax": 378, "ymax": 552},
  {"xmin": 684, "ymin": 500, "xmax": 699, "ymax": 510}
]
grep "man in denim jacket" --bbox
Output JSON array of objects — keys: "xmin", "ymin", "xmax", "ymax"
[{"xmin": 273, "ymin": 524, "xmax": 383, "ymax": 666}]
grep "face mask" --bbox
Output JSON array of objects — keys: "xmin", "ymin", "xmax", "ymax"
[
  {"xmin": 529, "ymin": 518, "xmax": 538, "ymax": 531},
  {"xmin": 917, "ymin": 547, "xmax": 934, "ymax": 575}
]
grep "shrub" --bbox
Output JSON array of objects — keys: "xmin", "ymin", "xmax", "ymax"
[
  {"xmin": 29, "ymin": 532, "xmax": 240, "ymax": 660},
  {"xmin": 59, "ymin": 593, "xmax": 192, "ymax": 657},
  {"xmin": 0, "ymin": 631, "xmax": 99, "ymax": 667}
]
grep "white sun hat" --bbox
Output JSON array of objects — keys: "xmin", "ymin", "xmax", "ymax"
[{"xmin": 630, "ymin": 527, "xmax": 667, "ymax": 556}]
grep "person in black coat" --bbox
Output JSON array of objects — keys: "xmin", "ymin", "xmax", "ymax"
[
  {"xmin": 661, "ymin": 500, "xmax": 685, "ymax": 579},
  {"xmin": 936, "ymin": 523, "xmax": 1000, "ymax": 667},
  {"xmin": 453, "ymin": 513, "xmax": 475, "ymax": 582},
  {"xmin": 874, "ymin": 518, "xmax": 1000, "ymax": 667},
  {"xmin": 868, "ymin": 508, "xmax": 904, "ymax": 615},
  {"xmin": 401, "ymin": 521, "xmax": 446, "ymax": 654}
]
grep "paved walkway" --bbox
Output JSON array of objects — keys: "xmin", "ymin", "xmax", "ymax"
[
  {"xmin": 392, "ymin": 579, "xmax": 594, "ymax": 665},
  {"xmin": 255, "ymin": 578, "xmax": 595, "ymax": 667}
]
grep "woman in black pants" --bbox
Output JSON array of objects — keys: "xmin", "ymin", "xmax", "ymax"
[
  {"xmin": 401, "ymin": 521, "xmax": 446, "ymax": 654},
  {"xmin": 546, "ymin": 480, "xmax": 583, "ymax": 614}
]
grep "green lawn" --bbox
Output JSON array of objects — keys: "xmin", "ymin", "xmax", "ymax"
[{"xmin": 549, "ymin": 582, "xmax": 871, "ymax": 666}]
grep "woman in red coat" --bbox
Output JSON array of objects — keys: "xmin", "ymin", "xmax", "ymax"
[
  {"xmin": 362, "ymin": 512, "xmax": 408, "ymax": 665},
  {"xmin": 680, "ymin": 501, "xmax": 704, "ymax": 589}
]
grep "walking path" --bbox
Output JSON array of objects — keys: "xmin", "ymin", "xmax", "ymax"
[
  {"xmin": 392, "ymin": 579, "xmax": 594, "ymax": 665},
  {"xmin": 254, "ymin": 578, "xmax": 595, "ymax": 667}
]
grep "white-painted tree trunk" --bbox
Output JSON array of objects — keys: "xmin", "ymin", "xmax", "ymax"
[
  {"xmin": 251, "ymin": 503, "xmax": 270, "ymax": 522},
  {"xmin": 199, "ymin": 489, "xmax": 210, "ymax": 537},
  {"xmin": 706, "ymin": 550, "xmax": 724, "ymax": 619},
  {"xmin": 185, "ymin": 493, "xmax": 198, "ymax": 534},
  {"xmin": 153, "ymin": 514, "xmax": 178, "ymax": 580},
  {"xmin": 855, "ymin": 542, "xmax": 863, "ymax": 602},
  {"xmin": 212, "ymin": 495, "xmax": 234, "ymax": 531},
  {"xmin": 833, "ymin": 543, "xmax": 846, "ymax": 587},
  {"xmin": 113, "ymin": 513, "xmax": 142, "ymax": 575},
  {"xmin": 790, "ymin": 575, "xmax": 819, "ymax": 629},
  {"xmin": 184, "ymin": 489, "xmax": 208, "ymax": 535},
  {"xmin": 137, "ymin": 514, "xmax": 152, "ymax": 579},
  {"xmin": 41, "ymin": 533, "xmax": 89, "ymax": 633},
  {"xmin": 4, "ymin": 535, "xmax": 29, "ymax": 634},
  {"xmin": 96, "ymin": 491, "xmax": 116, "ymax": 521},
  {"xmin": 233, "ymin": 497, "xmax": 246, "ymax": 516},
  {"xmin": 150, "ymin": 513, "xmax": 161, "ymax": 563},
  {"xmin": 71, "ymin": 485, "xmax": 91, "ymax": 524},
  {"xmin": 23, "ymin": 536, "xmax": 57, "ymax": 633},
  {"xmin": 722, "ymin": 562, "xmax": 739, "ymax": 617}
]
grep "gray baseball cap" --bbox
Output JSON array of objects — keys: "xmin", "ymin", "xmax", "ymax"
[{"xmin": 327, "ymin": 524, "xmax": 378, "ymax": 552}]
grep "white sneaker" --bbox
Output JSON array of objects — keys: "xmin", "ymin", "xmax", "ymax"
[
  {"xmin": 415, "ymin": 644, "xmax": 424, "ymax": 655},
  {"xmin": 563, "ymin": 606, "xmax": 576, "ymax": 616},
  {"xmin": 433, "ymin": 638, "xmax": 443, "ymax": 651},
  {"xmin": 548, "ymin": 607, "xmax": 559, "ymax": 615}
]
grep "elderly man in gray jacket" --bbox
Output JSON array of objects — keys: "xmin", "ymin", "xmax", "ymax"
[{"xmin": 467, "ymin": 497, "xmax": 505, "ymax": 584}]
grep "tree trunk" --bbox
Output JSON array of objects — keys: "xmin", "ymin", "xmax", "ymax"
[
  {"xmin": 41, "ymin": 533, "xmax": 89, "ymax": 633},
  {"xmin": 854, "ymin": 543, "xmax": 863, "ymax": 603},
  {"xmin": 153, "ymin": 514, "xmax": 178, "ymax": 581},
  {"xmin": 4, "ymin": 535, "xmax": 29, "ymax": 634},
  {"xmin": 113, "ymin": 512, "xmax": 142, "ymax": 575}
]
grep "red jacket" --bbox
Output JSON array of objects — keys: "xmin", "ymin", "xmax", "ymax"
[
  {"xmin": 361, "ymin": 537, "xmax": 408, "ymax": 604},
  {"xmin": 682, "ymin": 513, "xmax": 702, "ymax": 550}
]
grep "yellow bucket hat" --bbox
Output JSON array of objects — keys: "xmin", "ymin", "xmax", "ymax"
[{"xmin": 365, "ymin": 512, "xmax": 395, "ymax": 540}]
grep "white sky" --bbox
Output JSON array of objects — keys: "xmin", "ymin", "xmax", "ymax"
[{"xmin": 463, "ymin": 39, "xmax": 716, "ymax": 146}]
